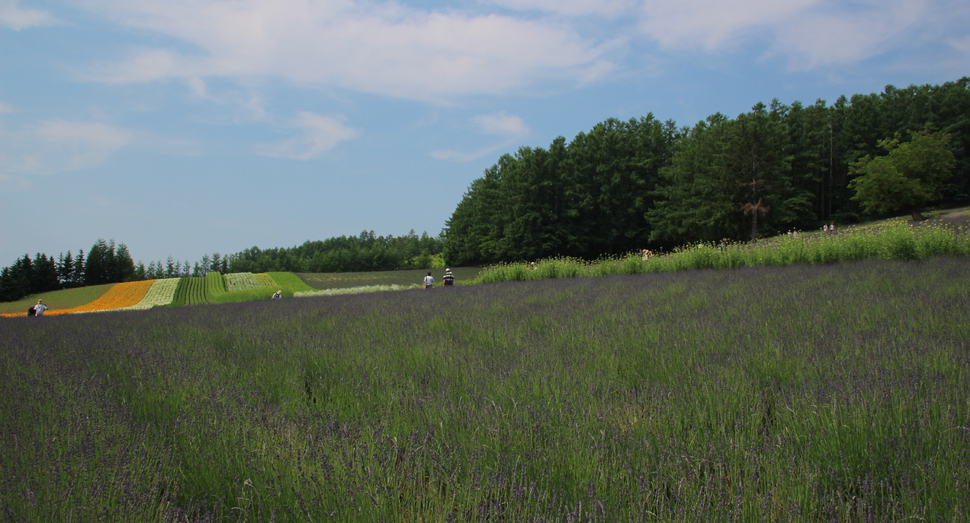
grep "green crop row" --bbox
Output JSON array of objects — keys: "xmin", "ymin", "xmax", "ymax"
[
  {"xmin": 224, "ymin": 272, "xmax": 263, "ymax": 292},
  {"xmin": 171, "ymin": 276, "xmax": 209, "ymax": 306}
]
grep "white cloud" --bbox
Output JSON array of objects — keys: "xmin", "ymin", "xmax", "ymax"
[
  {"xmin": 79, "ymin": 0, "xmax": 615, "ymax": 101},
  {"xmin": 638, "ymin": 0, "xmax": 817, "ymax": 52},
  {"xmin": 950, "ymin": 34, "xmax": 970, "ymax": 54},
  {"xmin": 431, "ymin": 111, "xmax": 528, "ymax": 162},
  {"xmin": 639, "ymin": 0, "xmax": 970, "ymax": 70},
  {"xmin": 768, "ymin": 0, "xmax": 933, "ymax": 69},
  {"xmin": 474, "ymin": 112, "xmax": 528, "ymax": 138},
  {"xmin": 482, "ymin": 0, "xmax": 636, "ymax": 17},
  {"xmin": 0, "ymin": 119, "xmax": 132, "ymax": 179},
  {"xmin": 0, "ymin": 0, "xmax": 57, "ymax": 30},
  {"xmin": 255, "ymin": 112, "xmax": 358, "ymax": 160},
  {"xmin": 636, "ymin": 0, "xmax": 957, "ymax": 69}
]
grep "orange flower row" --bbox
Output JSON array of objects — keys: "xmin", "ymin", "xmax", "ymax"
[{"xmin": 48, "ymin": 280, "xmax": 157, "ymax": 315}]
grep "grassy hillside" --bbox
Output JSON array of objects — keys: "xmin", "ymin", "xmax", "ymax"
[
  {"xmin": 298, "ymin": 266, "xmax": 482, "ymax": 289},
  {"xmin": 0, "ymin": 284, "xmax": 113, "ymax": 315},
  {"xmin": 2, "ymin": 257, "xmax": 968, "ymax": 521}
]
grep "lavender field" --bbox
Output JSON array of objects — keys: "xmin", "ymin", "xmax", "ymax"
[{"xmin": 2, "ymin": 257, "xmax": 969, "ymax": 522}]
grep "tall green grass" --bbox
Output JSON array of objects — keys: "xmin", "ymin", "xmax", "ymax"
[{"xmin": 480, "ymin": 222, "xmax": 970, "ymax": 283}]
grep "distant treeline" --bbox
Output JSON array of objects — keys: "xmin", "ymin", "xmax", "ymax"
[
  {"xmin": 443, "ymin": 77, "xmax": 970, "ymax": 265},
  {"xmin": 0, "ymin": 239, "xmax": 136, "ymax": 302},
  {"xmin": 223, "ymin": 230, "xmax": 444, "ymax": 273}
]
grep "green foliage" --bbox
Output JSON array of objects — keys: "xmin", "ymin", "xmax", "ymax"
[
  {"xmin": 849, "ymin": 128, "xmax": 957, "ymax": 220},
  {"xmin": 83, "ymin": 239, "xmax": 135, "ymax": 286},
  {"xmin": 445, "ymin": 115, "xmax": 677, "ymax": 265},
  {"xmin": 226, "ymin": 230, "xmax": 444, "ymax": 274},
  {"xmin": 446, "ymin": 77, "xmax": 970, "ymax": 263}
]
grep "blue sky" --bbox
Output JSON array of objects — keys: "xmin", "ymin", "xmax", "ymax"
[{"xmin": 2, "ymin": 0, "xmax": 968, "ymax": 267}]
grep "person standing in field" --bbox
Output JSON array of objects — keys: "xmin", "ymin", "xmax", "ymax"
[
  {"xmin": 443, "ymin": 268, "xmax": 455, "ymax": 286},
  {"xmin": 271, "ymin": 290, "xmax": 282, "ymax": 300},
  {"xmin": 33, "ymin": 299, "xmax": 48, "ymax": 316},
  {"xmin": 424, "ymin": 272, "xmax": 434, "ymax": 289}
]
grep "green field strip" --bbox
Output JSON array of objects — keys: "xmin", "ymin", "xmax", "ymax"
[
  {"xmin": 254, "ymin": 273, "xmax": 276, "ymax": 287},
  {"xmin": 225, "ymin": 273, "xmax": 262, "ymax": 292},
  {"xmin": 172, "ymin": 276, "xmax": 209, "ymax": 306},
  {"xmin": 266, "ymin": 272, "xmax": 316, "ymax": 293}
]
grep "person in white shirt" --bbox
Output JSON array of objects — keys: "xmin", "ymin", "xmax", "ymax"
[
  {"xmin": 424, "ymin": 272, "xmax": 434, "ymax": 289},
  {"xmin": 33, "ymin": 299, "xmax": 48, "ymax": 316}
]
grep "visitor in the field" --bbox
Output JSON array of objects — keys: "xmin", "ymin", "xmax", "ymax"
[
  {"xmin": 424, "ymin": 272, "xmax": 434, "ymax": 289},
  {"xmin": 271, "ymin": 290, "xmax": 282, "ymax": 300},
  {"xmin": 443, "ymin": 268, "xmax": 455, "ymax": 286},
  {"xmin": 33, "ymin": 299, "xmax": 48, "ymax": 316}
]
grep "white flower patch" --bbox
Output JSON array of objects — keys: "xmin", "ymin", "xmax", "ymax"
[
  {"xmin": 119, "ymin": 278, "xmax": 180, "ymax": 310},
  {"xmin": 294, "ymin": 284, "xmax": 414, "ymax": 298}
]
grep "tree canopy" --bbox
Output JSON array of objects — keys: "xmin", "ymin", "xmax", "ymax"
[
  {"xmin": 849, "ymin": 128, "xmax": 956, "ymax": 220},
  {"xmin": 444, "ymin": 77, "xmax": 970, "ymax": 264}
]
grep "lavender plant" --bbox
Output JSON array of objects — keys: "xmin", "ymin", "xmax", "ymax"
[{"xmin": 2, "ymin": 257, "xmax": 969, "ymax": 521}]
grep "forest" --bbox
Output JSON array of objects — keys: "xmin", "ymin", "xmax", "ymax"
[{"xmin": 443, "ymin": 77, "xmax": 970, "ymax": 265}]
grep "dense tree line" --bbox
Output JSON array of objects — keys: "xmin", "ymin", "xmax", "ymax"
[
  {"xmin": 0, "ymin": 239, "xmax": 135, "ymax": 302},
  {"xmin": 443, "ymin": 78, "xmax": 970, "ymax": 265},
  {"xmin": 224, "ymin": 230, "xmax": 444, "ymax": 273}
]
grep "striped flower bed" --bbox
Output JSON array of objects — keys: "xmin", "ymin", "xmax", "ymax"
[
  {"xmin": 50, "ymin": 280, "xmax": 156, "ymax": 315},
  {"xmin": 119, "ymin": 278, "xmax": 180, "ymax": 310},
  {"xmin": 255, "ymin": 273, "xmax": 276, "ymax": 287},
  {"xmin": 225, "ymin": 273, "xmax": 262, "ymax": 292}
]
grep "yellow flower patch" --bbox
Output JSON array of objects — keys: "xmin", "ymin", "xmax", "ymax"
[{"xmin": 48, "ymin": 280, "xmax": 157, "ymax": 315}]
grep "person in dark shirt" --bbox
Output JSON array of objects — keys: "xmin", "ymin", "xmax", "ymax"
[{"xmin": 442, "ymin": 268, "xmax": 455, "ymax": 286}]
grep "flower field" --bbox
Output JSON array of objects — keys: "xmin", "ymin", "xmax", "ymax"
[
  {"xmin": 29, "ymin": 280, "xmax": 157, "ymax": 315},
  {"xmin": 294, "ymin": 283, "xmax": 413, "ymax": 297},
  {"xmin": 2, "ymin": 256, "xmax": 969, "ymax": 521},
  {"xmin": 119, "ymin": 278, "xmax": 180, "ymax": 310}
]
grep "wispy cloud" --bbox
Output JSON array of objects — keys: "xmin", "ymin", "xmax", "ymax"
[
  {"xmin": 483, "ymin": 0, "xmax": 637, "ymax": 17},
  {"xmin": 0, "ymin": 119, "xmax": 132, "ymax": 180},
  {"xmin": 474, "ymin": 112, "xmax": 529, "ymax": 138},
  {"xmin": 255, "ymin": 112, "xmax": 358, "ymax": 160},
  {"xmin": 431, "ymin": 111, "xmax": 529, "ymax": 162},
  {"xmin": 635, "ymin": 0, "xmax": 960, "ymax": 69},
  {"xmin": 0, "ymin": 0, "xmax": 57, "ymax": 30},
  {"xmin": 79, "ymin": 0, "xmax": 615, "ymax": 101}
]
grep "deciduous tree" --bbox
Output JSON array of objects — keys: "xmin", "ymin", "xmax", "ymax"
[{"xmin": 849, "ymin": 128, "xmax": 956, "ymax": 220}]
